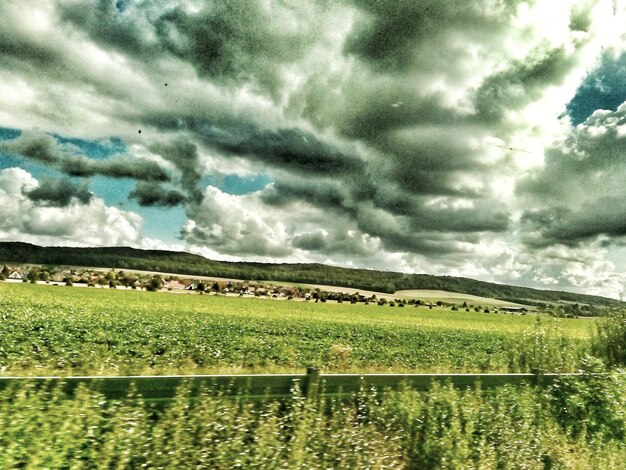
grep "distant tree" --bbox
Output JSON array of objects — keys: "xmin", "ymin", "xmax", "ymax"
[
  {"xmin": 197, "ymin": 282, "xmax": 206, "ymax": 294},
  {"xmin": 146, "ymin": 276, "xmax": 163, "ymax": 292},
  {"xmin": 27, "ymin": 268, "xmax": 40, "ymax": 284}
]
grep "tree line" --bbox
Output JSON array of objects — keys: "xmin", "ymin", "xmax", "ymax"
[{"xmin": 0, "ymin": 241, "xmax": 620, "ymax": 307}]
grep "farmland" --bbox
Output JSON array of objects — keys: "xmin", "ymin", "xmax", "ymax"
[
  {"xmin": 0, "ymin": 282, "xmax": 592, "ymax": 376},
  {"xmin": 2, "ymin": 281, "xmax": 626, "ymax": 468}
]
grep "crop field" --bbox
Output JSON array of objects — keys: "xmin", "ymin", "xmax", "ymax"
[
  {"xmin": 2, "ymin": 282, "xmax": 625, "ymax": 468},
  {"xmin": 0, "ymin": 282, "xmax": 592, "ymax": 376},
  {"xmin": 395, "ymin": 289, "xmax": 531, "ymax": 307}
]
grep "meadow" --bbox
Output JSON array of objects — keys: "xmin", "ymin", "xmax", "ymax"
[{"xmin": 0, "ymin": 282, "xmax": 592, "ymax": 376}]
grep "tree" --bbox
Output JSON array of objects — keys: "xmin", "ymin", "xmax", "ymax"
[
  {"xmin": 197, "ymin": 282, "xmax": 206, "ymax": 294},
  {"xmin": 27, "ymin": 268, "xmax": 40, "ymax": 284},
  {"xmin": 146, "ymin": 276, "xmax": 163, "ymax": 292}
]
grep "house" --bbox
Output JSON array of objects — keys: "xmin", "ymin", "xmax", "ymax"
[
  {"xmin": 8, "ymin": 270, "xmax": 22, "ymax": 280},
  {"xmin": 165, "ymin": 280, "xmax": 187, "ymax": 290},
  {"xmin": 51, "ymin": 271, "xmax": 71, "ymax": 283}
]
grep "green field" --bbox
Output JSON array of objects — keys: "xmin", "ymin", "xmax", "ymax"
[
  {"xmin": 2, "ymin": 282, "xmax": 626, "ymax": 468},
  {"xmin": 0, "ymin": 282, "xmax": 592, "ymax": 376}
]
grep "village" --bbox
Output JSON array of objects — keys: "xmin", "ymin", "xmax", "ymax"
[{"xmin": 0, "ymin": 264, "xmax": 535, "ymax": 314}]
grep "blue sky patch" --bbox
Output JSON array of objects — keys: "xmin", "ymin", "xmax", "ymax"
[
  {"xmin": 566, "ymin": 51, "xmax": 626, "ymax": 125},
  {"xmin": 220, "ymin": 173, "xmax": 272, "ymax": 195}
]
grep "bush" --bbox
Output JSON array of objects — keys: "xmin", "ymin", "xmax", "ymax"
[{"xmin": 593, "ymin": 310, "xmax": 626, "ymax": 367}]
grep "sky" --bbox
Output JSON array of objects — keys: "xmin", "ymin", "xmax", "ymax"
[{"xmin": 0, "ymin": 1, "xmax": 625, "ymax": 298}]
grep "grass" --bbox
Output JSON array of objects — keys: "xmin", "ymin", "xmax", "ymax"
[
  {"xmin": 0, "ymin": 282, "xmax": 592, "ymax": 376},
  {"xmin": 0, "ymin": 368, "xmax": 624, "ymax": 469},
  {"xmin": 2, "ymin": 282, "xmax": 625, "ymax": 468}
]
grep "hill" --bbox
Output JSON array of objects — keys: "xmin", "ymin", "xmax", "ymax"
[{"xmin": 0, "ymin": 241, "xmax": 620, "ymax": 307}]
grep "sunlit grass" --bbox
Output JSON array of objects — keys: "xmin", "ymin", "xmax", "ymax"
[{"xmin": 0, "ymin": 282, "xmax": 592, "ymax": 376}]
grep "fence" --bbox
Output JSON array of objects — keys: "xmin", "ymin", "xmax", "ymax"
[{"xmin": 0, "ymin": 369, "xmax": 595, "ymax": 401}]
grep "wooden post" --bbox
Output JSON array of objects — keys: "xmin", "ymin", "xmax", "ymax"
[{"xmin": 303, "ymin": 367, "xmax": 320, "ymax": 400}]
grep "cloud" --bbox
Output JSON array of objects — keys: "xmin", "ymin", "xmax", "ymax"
[
  {"xmin": 129, "ymin": 182, "xmax": 185, "ymax": 207},
  {"xmin": 0, "ymin": 167, "xmax": 142, "ymax": 246},
  {"xmin": 58, "ymin": 0, "xmax": 319, "ymax": 98},
  {"xmin": 0, "ymin": 130, "xmax": 63, "ymax": 163},
  {"xmin": 25, "ymin": 177, "xmax": 92, "ymax": 207},
  {"xmin": 148, "ymin": 138, "xmax": 203, "ymax": 202},
  {"xmin": 519, "ymin": 102, "xmax": 626, "ymax": 247},
  {"xmin": 183, "ymin": 186, "xmax": 292, "ymax": 258},
  {"xmin": 145, "ymin": 118, "xmax": 367, "ymax": 178},
  {"xmin": 59, "ymin": 155, "xmax": 170, "ymax": 181},
  {"xmin": 0, "ymin": 0, "xmax": 625, "ymax": 297},
  {"xmin": 343, "ymin": 0, "xmax": 518, "ymax": 72},
  {"xmin": 0, "ymin": 130, "xmax": 170, "ymax": 182}
]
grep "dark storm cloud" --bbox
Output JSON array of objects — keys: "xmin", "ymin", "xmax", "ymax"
[
  {"xmin": 0, "ymin": 131, "xmax": 62, "ymax": 163},
  {"xmin": 522, "ymin": 199, "xmax": 626, "ymax": 248},
  {"xmin": 0, "ymin": 16, "xmax": 63, "ymax": 70},
  {"xmin": 146, "ymin": 117, "xmax": 366, "ymax": 177},
  {"xmin": 58, "ymin": 1, "xmax": 153, "ymax": 58},
  {"xmin": 59, "ymin": 0, "xmax": 315, "ymax": 97},
  {"xmin": 343, "ymin": 0, "xmax": 516, "ymax": 72},
  {"xmin": 0, "ymin": 131, "xmax": 170, "ymax": 182},
  {"xmin": 25, "ymin": 177, "xmax": 92, "ymax": 207},
  {"xmin": 261, "ymin": 179, "xmax": 355, "ymax": 215},
  {"xmin": 128, "ymin": 182, "xmax": 186, "ymax": 207},
  {"xmin": 292, "ymin": 232, "xmax": 327, "ymax": 251},
  {"xmin": 519, "ymin": 103, "xmax": 626, "ymax": 247},
  {"xmin": 149, "ymin": 138, "xmax": 203, "ymax": 202},
  {"xmin": 60, "ymin": 156, "xmax": 170, "ymax": 181},
  {"xmin": 354, "ymin": 209, "xmax": 478, "ymax": 255},
  {"xmin": 154, "ymin": 3, "xmax": 307, "ymax": 91},
  {"xmin": 291, "ymin": 230, "xmax": 372, "ymax": 257},
  {"xmin": 475, "ymin": 46, "xmax": 578, "ymax": 122}
]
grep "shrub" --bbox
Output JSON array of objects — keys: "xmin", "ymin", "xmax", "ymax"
[{"xmin": 593, "ymin": 310, "xmax": 626, "ymax": 367}]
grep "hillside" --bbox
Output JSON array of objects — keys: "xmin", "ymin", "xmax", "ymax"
[{"xmin": 0, "ymin": 241, "xmax": 621, "ymax": 307}]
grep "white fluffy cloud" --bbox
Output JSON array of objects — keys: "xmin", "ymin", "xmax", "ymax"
[{"xmin": 0, "ymin": 168, "xmax": 143, "ymax": 247}]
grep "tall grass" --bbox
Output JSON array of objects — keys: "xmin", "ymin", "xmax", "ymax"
[
  {"xmin": 1, "ymin": 373, "xmax": 625, "ymax": 469},
  {"xmin": 592, "ymin": 309, "xmax": 626, "ymax": 368}
]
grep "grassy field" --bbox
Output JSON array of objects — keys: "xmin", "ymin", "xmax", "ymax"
[
  {"xmin": 2, "ymin": 281, "xmax": 625, "ymax": 468},
  {"xmin": 395, "ymin": 289, "xmax": 531, "ymax": 307},
  {"xmin": 0, "ymin": 282, "xmax": 592, "ymax": 376}
]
